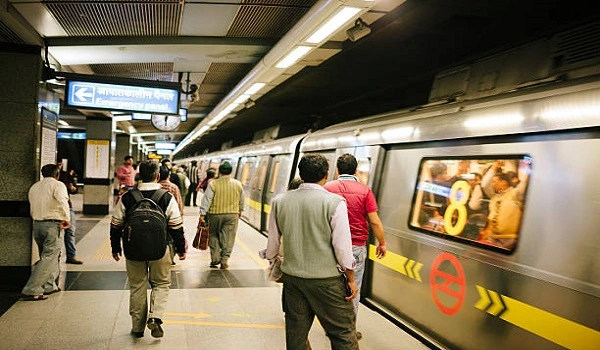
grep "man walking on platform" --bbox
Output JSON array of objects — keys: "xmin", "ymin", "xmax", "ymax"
[
  {"xmin": 324, "ymin": 153, "xmax": 387, "ymax": 340},
  {"xmin": 21, "ymin": 164, "xmax": 71, "ymax": 301},
  {"xmin": 266, "ymin": 153, "xmax": 359, "ymax": 350},
  {"xmin": 198, "ymin": 161, "xmax": 243, "ymax": 270},
  {"xmin": 110, "ymin": 161, "xmax": 186, "ymax": 338},
  {"xmin": 185, "ymin": 160, "xmax": 199, "ymax": 206}
]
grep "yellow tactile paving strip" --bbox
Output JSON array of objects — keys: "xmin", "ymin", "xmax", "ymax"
[{"xmin": 92, "ymin": 237, "xmax": 114, "ymax": 261}]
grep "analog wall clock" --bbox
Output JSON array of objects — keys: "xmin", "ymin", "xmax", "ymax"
[{"xmin": 151, "ymin": 115, "xmax": 181, "ymax": 131}]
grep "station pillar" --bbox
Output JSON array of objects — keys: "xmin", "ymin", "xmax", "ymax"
[
  {"xmin": 82, "ymin": 115, "xmax": 114, "ymax": 215},
  {"xmin": 0, "ymin": 44, "xmax": 44, "ymax": 290}
]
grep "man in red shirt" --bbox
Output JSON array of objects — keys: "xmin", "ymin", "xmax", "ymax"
[
  {"xmin": 324, "ymin": 153, "xmax": 387, "ymax": 340},
  {"xmin": 116, "ymin": 155, "xmax": 136, "ymax": 189}
]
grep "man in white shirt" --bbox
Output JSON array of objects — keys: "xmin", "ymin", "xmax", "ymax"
[{"xmin": 21, "ymin": 164, "xmax": 71, "ymax": 301}]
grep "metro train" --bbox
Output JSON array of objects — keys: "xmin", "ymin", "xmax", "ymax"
[{"xmin": 176, "ymin": 32, "xmax": 600, "ymax": 349}]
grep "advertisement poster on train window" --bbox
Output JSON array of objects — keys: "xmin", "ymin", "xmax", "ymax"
[{"xmin": 408, "ymin": 156, "xmax": 532, "ymax": 253}]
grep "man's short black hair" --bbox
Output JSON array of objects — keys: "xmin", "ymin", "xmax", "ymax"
[
  {"xmin": 191, "ymin": 160, "xmax": 197, "ymax": 166},
  {"xmin": 336, "ymin": 153, "xmax": 358, "ymax": 175},
  {"xmin": 298, "ymin": 153, "xmax": 328, "ymax": 183},
  {"xmin": 41, "ymin": 164, "xmax": 59, "ymax": 178},
  {"xmin": 159, "ymin": 165, "xmax": 170, "ymax": 181},
  {"xmin": 161, "ymin": 158, "xmax": 171, "ymax": 165},
  {"xmin": 124, "ymin": 155, "xmax": 133, "ymax": 161},
  {"xmin": 138, "ymin": 161, "xmax": 160, "ymax": 182}
]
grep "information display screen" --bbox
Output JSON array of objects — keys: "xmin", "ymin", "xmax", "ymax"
[{"xmin": 65, "ymin": 80, "xmax": 180, "ymax": 115}]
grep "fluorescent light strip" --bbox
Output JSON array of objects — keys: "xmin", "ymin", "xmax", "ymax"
[
  {"xmin": 58, "ymin": 120, "xmax": 69, "ymax": 126},
  {"xmin": 275, "ymin": 46, "xmax": 312, "ymax": 69},
  {"xmin": 245, "ymin": 83, "xmax": 266, "ymax": 95},
  {"xmin": 305, "ymin": 6, "xmax": 362, "ymax": 44},
  {"xmin": 234, "ymin": 94, "xmax": 250, "ymax": 104}
]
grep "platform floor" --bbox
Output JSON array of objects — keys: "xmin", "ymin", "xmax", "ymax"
[{"xmin": 0, "ymin": 194, "xmax": 429, "ymax": 350}]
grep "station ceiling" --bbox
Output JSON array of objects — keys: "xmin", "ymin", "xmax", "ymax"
[{"xmin": 1, "ymin": 0, "xmax": 598, "ymax": 159}]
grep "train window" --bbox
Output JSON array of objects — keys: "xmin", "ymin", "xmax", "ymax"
[
  {"xmin": 408, "ymin": 156, "xmax": 532, "ymax": 254},
  {"xmin": 258, "ymin": 161, "xmax": 268, "ymax": 190},
  {"xmin": 270, "ymin": 161, "xmax": 280, "ymax": 193},
  {"xmin": 240, "ymin": 162, "xmax": 251, "ymax": 186},
  {"xmin": 356, "ymin": 157, "xmax": 371, "ymax": 185}
]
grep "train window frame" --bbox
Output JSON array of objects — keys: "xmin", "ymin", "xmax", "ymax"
[
  {"xmin": 240, "ymin": 161, "xmax": 252, "ymax": 187},
  {"xmin": 257, "ymin": 161, "xmax": 268, "ymax": 191},
  {"xmin": 355, "ymin": 157, "xmax": 372, "ymax": 185},
  {"xmin": 269, "ymin": 161, "xmax": 280, "ymax": 193},
  {"xmin": 407, "ymin": 155, "xmax": 532, "ymax": 255}
]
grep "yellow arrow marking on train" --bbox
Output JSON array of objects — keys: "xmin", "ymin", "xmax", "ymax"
[
  {"xmin": 475, "ymin": 286, "xmax": 600, "ymax": 349},
  {"xmin": 474, "ymin": 285, "xmax": 491, "ymax": 310},
  {"xmin": 368, "ymin": 244, "xmax": 422, "ymax": 282}
]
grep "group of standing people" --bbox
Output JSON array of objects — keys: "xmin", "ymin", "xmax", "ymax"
[{"xmin": 267, "ymin": 153, "xmax": 387, "ymax": 349}]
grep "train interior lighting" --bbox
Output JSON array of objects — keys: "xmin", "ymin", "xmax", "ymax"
[{"xmin": 463, "ymin": 112, "xmax": 524, "ymax": 129}]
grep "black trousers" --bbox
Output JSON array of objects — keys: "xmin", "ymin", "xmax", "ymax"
[
  {"xmin": 185, "ymin": 183, "xmax": 198, "ymax": 206},
  {"xmin": 282, "ymin": 273, "xmax": 358, "ymax": 350}
]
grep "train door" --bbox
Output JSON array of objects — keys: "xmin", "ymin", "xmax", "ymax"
[
  {"xmin": 262, "ymin": 154, "xmax": 295, "ymax": 234},
  {"xmin": 247, "ymin": 156, "xmax": 270, "ymax": 230},
  {"xmin": 237, "ymin": 156, "xmax": 257, "ymax": 222}
]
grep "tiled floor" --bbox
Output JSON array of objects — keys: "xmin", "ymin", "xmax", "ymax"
[{"xmin": 0, "ymin": 194, "xmax": 430, "ymax": 350}]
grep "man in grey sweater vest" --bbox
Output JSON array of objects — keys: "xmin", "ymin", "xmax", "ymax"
[{"xmin": 266, "ymin": 153, "xmax": 359, "ymax": 350}]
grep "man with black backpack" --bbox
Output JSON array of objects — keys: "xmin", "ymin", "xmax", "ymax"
[{"xmin": 110, "ymin": 161, "xmax": 187, "ymax": 339}]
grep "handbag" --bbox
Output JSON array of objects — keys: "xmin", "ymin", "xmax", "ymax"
[
  {"xmin": 266, "ymin": 255, "xmax": 283, "ymax": 282},
  {"xmin": 193, "ymin": 222, "xmax": 209, "ymax": 250}
]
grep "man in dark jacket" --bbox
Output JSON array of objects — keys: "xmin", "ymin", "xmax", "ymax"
[{"xmin": 110, "ymin": 161, "xmax": 186, "ymax": 338}]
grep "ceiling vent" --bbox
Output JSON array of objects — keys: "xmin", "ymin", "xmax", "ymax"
[{"xmin": 429, "ymin": 19, "xmax": 600, "ymax": 103}]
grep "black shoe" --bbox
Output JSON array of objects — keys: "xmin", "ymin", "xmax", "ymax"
[
  {"xmin": 147, "ymin": 318, "xmax": 164, "ymax": 338},
  {"xmin": 209, "ymin": 262, "xmax": 220, "ymax": 268},
  {"xmin": 131, "ymin": 330, "xmax": 144, "ymax": 338}
]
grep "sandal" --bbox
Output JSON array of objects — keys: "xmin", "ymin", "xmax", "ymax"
[
  {"xmin": 44, "ymin": 288, "xmax": 61, "ymax": 295},
  {"xmin": 20, "ymin": 294, "xmax": 48, "ymax": 301}
]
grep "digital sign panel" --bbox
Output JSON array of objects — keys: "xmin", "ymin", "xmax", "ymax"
[{"xmin": 65, "ymin": 80, "xmax": 180, "ymax": 115}]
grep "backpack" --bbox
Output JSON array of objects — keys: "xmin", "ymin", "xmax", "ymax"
[{"xmin": 122, "ymin": 188, "xmax": 169, "ymax": 261}]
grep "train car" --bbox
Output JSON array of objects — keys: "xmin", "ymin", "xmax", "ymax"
[
  {"xmin": 177, "ymin": 135, "xmax": 306, "ymax": 233},
  {"xmin": 177, "ymin": 23, "xmax": 600, "ymax": 349}
]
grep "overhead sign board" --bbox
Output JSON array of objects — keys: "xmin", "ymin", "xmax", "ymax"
[{"xmin": 65, "ymin": 80, "xmax": 180, "ymax": 115}]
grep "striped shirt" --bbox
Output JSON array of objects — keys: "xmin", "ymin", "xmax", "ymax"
[
  {"xmin": 159, "ymin": 180, "xmax": 184, "ymax": 217},
  {"xmin": 199, "ymin": 175, "xmax": 244, "ymax": 215},
  {"xmin": 187, "ymin": 165, "xmax": 199, "ymax": 183}
]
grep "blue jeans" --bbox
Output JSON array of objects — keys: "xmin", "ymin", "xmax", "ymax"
[
  {"xmin": 22, "ymin": 221, "xmax": 62, "ymax": 295},
  {"xmin": 64, "ymin": 207, "xmax": 77, "ymax": 259},
  {"xmin": 352, "ymin": 245, "xmax": 367, "ymax": 316}
]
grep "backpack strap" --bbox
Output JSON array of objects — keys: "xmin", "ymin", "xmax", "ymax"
[
  {"xmin": 150, "ymin": 188, "xmax": 168, "ymax": 205},
  {"xmin": 129, "ymin": 188, "xmax": 144, "ymax": 203}
]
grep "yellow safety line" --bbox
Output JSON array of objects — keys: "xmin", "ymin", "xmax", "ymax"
[
  {"xmin": 500, "ymin": 295, "xmax": 600, "ymax": 350},
  {"xmin": 92, "ymin": 237, "xmax": 114, "ymax": 261},
  {"xmin": 235, "ymin": 235, "xmax": 269, "ymax": 270},
  {"xmin": 164, "ymin": 319, "xmax": 284, "ymax": 329}
]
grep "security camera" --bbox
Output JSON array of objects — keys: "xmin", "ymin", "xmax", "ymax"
[
  {"xmin": 346, "ymin": 18, "xmax": 371, "ymax": 42},
  {"xmin": 190, "ymin": 84, "xmax": 198, "ymax": 93}
]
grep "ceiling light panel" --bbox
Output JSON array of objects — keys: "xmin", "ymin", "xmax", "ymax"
[{"xmin": 305, "ymin": 6, "xmax": 361, "ymax": 44}]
